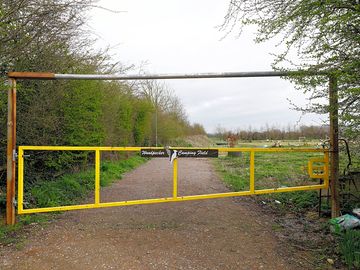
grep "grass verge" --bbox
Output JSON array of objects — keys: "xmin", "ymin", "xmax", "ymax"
[{"xmin": 214, "ymin": 153, "xmax": 319, "ymax": 211}]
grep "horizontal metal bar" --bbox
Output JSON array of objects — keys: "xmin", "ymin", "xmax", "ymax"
[
  {"xmin": 7, "ymin": 72, "xmax": 55, "ymax": 80},
  {"xmin": 18, "ymin": 184, "xmax": 326, "ymax": 214},
  {"xmin": 19, "ymin": 146, "xmax": 144, "ymax": 151},
  {"xmin": 8, "ymin": 70, "xmax": 326, "ymax": 80},
  {"xmin": 253, "ymin": 184, "xmax": 327, "ymax": 194},
  {"xmin": 54, "ymin": 71, "xmax": 295, "ymax": 80},
  {"xmin": 19, "ymin": 145, "xmax": 328, "ymax": 153}
]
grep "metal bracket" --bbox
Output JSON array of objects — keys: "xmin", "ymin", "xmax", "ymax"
[
  {"xmin": 12, "ymin": 149, "xmax": 17, "ymax": 161},
  {"xmin": 308, "ymin": 158, "xmax": 326, "ymax": 179}
]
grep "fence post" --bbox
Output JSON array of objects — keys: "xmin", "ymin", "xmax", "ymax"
[
  {"xmin": 329, "ymin": 75, "xmax": 340, "ymax": 218},
  {"xmin": 6, "ymin": 78, "xmax": 17, "ymax": 225},
  {"xmin": 95, "ymin": 150, "xmax": 100, "ymax": 205},
  {"xmin": 173, "ymin": 158, "xmax": 178, "ymax": 198},
  {"xmin": 250, "ymin": 151, "xmax": 255, "ymax": 193}
]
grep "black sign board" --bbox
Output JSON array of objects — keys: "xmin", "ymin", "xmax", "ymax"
[
  {"xmin": 140, "ymin": 149, "xmax": 218, "ymax": 158},
  {"xmin": 140, "ymin": 149, "xmax": 168, "ymax": 158}
]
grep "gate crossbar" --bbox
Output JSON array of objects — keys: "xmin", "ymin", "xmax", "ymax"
[{"xmin": 18, "ymin": 146, "xmax": 329, "ymax": 214}]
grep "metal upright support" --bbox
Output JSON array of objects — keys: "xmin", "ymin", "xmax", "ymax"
[
  {"xmin": 95, "ymin": 150, "xmax": 101, "ymax": 205},
  {"xmin": 155, "ymin": 105, "xmax": 158, "ymax": 147},
  {"xmin": 329, "ymin": 75, "xmax": 340, "ymax": 218},
  {"xmin": 173, "ymin": 158, "xmax": 178, "ymax": 198},
  {"xmin": 250, "ymin": 151, "xmax": 255, "ymax": 193},
  {"xmin": 6, "ymin": 78, "xmax": 17, "ymax": 225}
]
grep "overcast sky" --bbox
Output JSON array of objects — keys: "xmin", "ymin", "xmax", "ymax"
[{"xmin": 88, "ymin": 0, "xmax": 326, "ymax": 133}]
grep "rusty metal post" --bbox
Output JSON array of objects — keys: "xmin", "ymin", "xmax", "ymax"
[
  {"xmin": 6, "ymin": 78, "xmax": 17, "ymax": 225},
  {"xmin": 329, "ymin": 75, "xmax": 340, "ymax": 218}
]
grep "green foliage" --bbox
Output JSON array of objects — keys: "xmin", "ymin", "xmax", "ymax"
[
  {"xmin": 0, "ymin": 0, "xmax": 207, "ymax": 214},
  {"xmin": 62, "ymin": 80, "xmax": 104, "ymax": 146},
  {"xmin": 0, "ymin": 213, "xmax": 51, "ymax": 245},
  {"xmin": 270, "ymin": 191, "xmax": 318, "ymax": 211},
  {"xmin": 339, "ymin": 230, "xmax": 360, "ymax": 269},
  {"xmin": 133, "ymin": 99, "xmax": 153, "ymax": 145},
  {"xmin": 18, "ymin": 214, "xmax": 51, "ymax": 226},
  {"xmin": 100, "ymin": 156, "xmax": 147, "ymax": 187},
  {"xmin": 0, "ymin": 222, "xmax": 22, "ymax": 244},
  {"xmin": 215, "ymin": 151, "xmax": 321, "ymax": 211},
  {"xmin": 28, "ymin": 156, "xmax": 146, "ymax": 209},
  {"xmin": 222, "ymin": 172, "xmax": 249, "ymax": 192},
  {"xmin": 222, "ymin": 1, "xmax": 359, "ymax": 141},
  {"xmin": 30, "ymin": 172, "xmax": 91, "ymax": 207}
]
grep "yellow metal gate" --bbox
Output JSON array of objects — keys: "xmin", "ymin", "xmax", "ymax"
[{"xmin": 18, "ymin": 146, "xmax": 329, "ymax": 214}]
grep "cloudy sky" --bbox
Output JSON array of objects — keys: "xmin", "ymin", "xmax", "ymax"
[{"xmin": 88, "ymin": 0, "xmax": 325, "ymax": 133}]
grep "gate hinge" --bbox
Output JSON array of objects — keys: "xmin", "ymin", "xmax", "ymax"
[
  {"xmin": 13, "ymin": 149, "xmax": 17, "ymax": 161},
  {"xmin": 13, "ymin": 198, "xmax": 17, "ymax": 207}
]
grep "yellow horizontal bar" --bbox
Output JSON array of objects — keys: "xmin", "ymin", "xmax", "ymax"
[
  {"xmin": 18, "ymin": 203, "xmax": 97, "ymax": 214},
  {"xmin": 19, "ymin": 146, "xmax": 144, "ymax": 151},
  {"xmin": 312, "ymin": 166, "xmax": 325, "ymax": 170},
  {"xmin": 218, "ymin": 148, "xmax": 327, "ymax": 153},
  {"xmin": 309, "ymin": 157, "xmax": 326, "ymax": 162},
  {"xmin": 18, "ymin": 184, "xmax": 326, "ymax": 214},
  {"xmin": 19, "ymin": 145, "xmax": 328, "ymax": 153},
  {"xmin": 253, "ymin": 184, "xmax": 326, "ymax": 194}
]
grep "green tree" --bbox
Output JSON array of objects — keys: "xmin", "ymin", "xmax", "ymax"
[
  {"xmin": 222, "ymin": 0, "xmax": 359, "ymax": 139},
  {"xmin": 101, "ymin": 82, "xmax": 135, "ymax": 146},
  {"xmin": 62, "ymin": 80, "xmax": 104, "ymax": 146},
  {"xmin": 133, "ymin": 99, "xmax": 153, "ymax": 146}
]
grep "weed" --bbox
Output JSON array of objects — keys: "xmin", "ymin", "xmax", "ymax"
[
  {"xmin": 339, "ymin": 230, "xmax": 360, "ymax": 269},
  {"xmin": 0, "ymin": 222, "xmax": 21, "ymax": 242},
  {"xmin": 18, "ymin": 214, "xmax": 51, "ymax": 225},
  {"xmin": 271, "ymin": 223, "xmax": 283, "ymax": 231}
]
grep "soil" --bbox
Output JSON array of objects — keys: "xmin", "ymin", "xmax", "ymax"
[{"xmin": 0, "ymin": 158, "xmax": 329, "ymax": 269}]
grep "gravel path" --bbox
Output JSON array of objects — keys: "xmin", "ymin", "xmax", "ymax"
[{"xmin": 0, "ymin": 158, "xmax": 310, "ymax": 269}]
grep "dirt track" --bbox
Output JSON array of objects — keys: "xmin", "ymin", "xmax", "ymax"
[{"xmin": 0, "ymin": 158, "xmax": 313, "ymax": 269}]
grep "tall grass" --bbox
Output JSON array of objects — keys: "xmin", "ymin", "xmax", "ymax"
[
  {"xmin": 214, "ymin": 152, "xmax": 320, "ymax": 211},
  {"xmin": 339, "ymin": 230, "xmax": 360, "ymax": 269},
  {"xmin": 28, "ymin": 155, "xmax": 147, "ymax": 208}
]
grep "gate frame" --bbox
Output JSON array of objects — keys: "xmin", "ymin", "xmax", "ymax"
[
  {"xmin": 5, "ymin": 71, "xmax": 340, "ymax": 224},
  {"xmin": 18, "ymin": 145, "xmax": 328, "ymax": 214}
]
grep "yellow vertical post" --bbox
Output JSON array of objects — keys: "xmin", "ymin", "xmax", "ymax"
[
  {"xmin": 95, "ymin": 150, "xmax": 100, "ymax": 205},
  {"xmin": 173, "ymin": 158, "xmax": 178, "ymax": 198},
  {"xmin": 17, "ymin": 147, "xmax": 24, "ymax": 213},
  {"xmin": 250, "ymin": 151, "xmax": 255, "ymax": 193}
]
